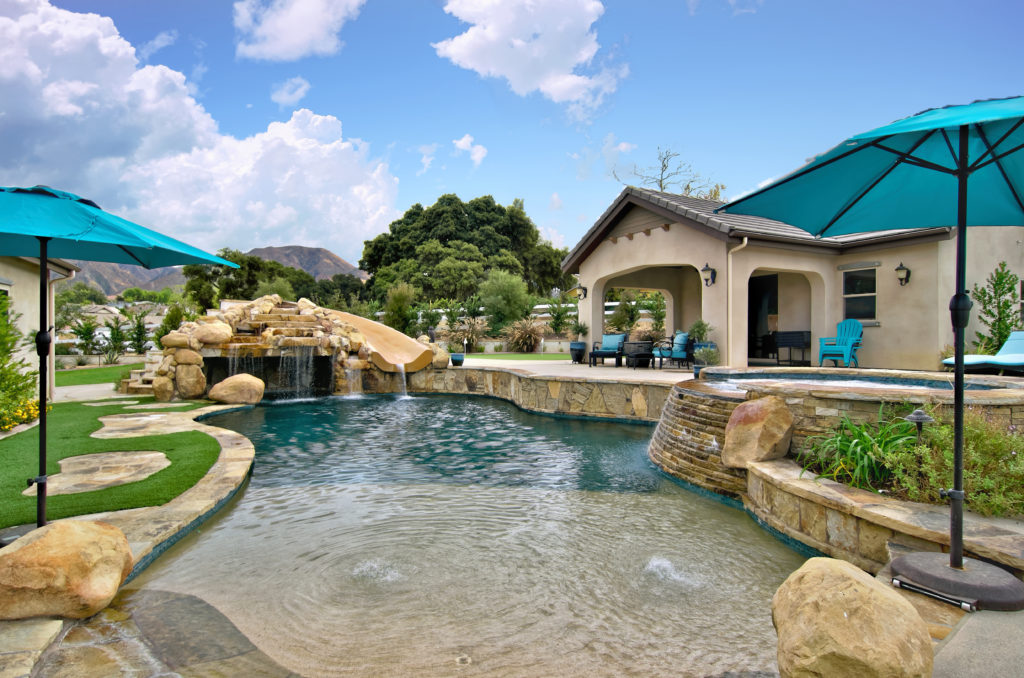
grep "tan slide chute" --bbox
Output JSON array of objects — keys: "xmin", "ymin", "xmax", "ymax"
[{"xmin": 333, "ymin": 311, "xmax": 434, "ymax": 373}]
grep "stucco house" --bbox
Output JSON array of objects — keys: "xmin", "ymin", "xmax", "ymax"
[
  {"xmin": 0, "ymin": 256, "xmax": 78, "ymax": 397},
  {"xmin": 562, "ymin": 186, "xmax": 1024, "ymax": 370}
]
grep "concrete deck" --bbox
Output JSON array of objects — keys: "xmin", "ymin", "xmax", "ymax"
[{"xmin": 2, "ymin": 361, "xmax": 1022, "ymax": 676}]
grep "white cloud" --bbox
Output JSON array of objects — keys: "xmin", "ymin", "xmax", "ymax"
[
  {"xmin": 433, "ymin": 0, "xmax": 627, "ymax": 122},
  {"xmin": 271, "ymin": 76, "xmax": 311, "ymax": 106},
  {"xmin": 0, "ymin": 0, "xmax": 399, "ymax": 263},
  {"xmin": 728, "ymin": 0, "xmax": 763, "ymax": 16},
  {"xmin": 138, "ymin": 29, "xmax": 178, "ymax": 62},
  {"xmin": 548, "ymin": 192, "xmax": 562, "ymax": 211},
  {"xmin": 234, "ymin": 0, "xmax": 366, "ymax": 61},
  {"xmin": 539, "ymin": 225, "xmax": 565, "ymax": 248},
  {"xmin": 453, "ymin": 133, "xmax": 487, "ymax": 167},
  {"xmin": 416, "ymin": 143, "xmax": 438, "ymax": 175},
  {"xmin": 601, "ymin": 132, "xmax": 635, "ymax": 173}
]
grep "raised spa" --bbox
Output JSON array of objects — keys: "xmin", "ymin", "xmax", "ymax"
[{"xmin": 127, "ymin": 394, "xmax": 806, "ymax": 677}]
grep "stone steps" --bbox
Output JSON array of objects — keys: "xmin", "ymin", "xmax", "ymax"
[{"xmin": 251, "ymin": 313, "xmax": 318, "ymax": 323}]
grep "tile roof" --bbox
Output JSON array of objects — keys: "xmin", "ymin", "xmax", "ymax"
[{"xmin": 562, "ymin": 186, "xmax": 950, "ymax": 273}]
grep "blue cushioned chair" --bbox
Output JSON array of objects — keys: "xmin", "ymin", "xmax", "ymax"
[
  {"xmin": 589, "ymin": 333, "xmax": 627, "ymax": 367},
  {"xmin": 942, "ymin": 331, "xmax": 1024, "ymax": 372},
  {"xmin": 818, "ymin": 319, "xmax": 863, "ymax": 367},
  {"xmin": 653, "ymin": 331, "xmax": 692, "ymax": 368}
]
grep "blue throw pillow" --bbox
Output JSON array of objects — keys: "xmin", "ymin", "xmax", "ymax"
[
  {"xmin": 673, "ymin": 332, "xmax": 688, "ymax": 352},
  {"xmin": 601, "ymin": 334, "xmax": 623, "ymax": 350}
]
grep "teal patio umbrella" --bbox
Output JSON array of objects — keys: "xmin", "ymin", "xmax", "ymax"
[
  {"xmin": 0, "ymin": 185, "xmax": 237, "ymax": 530},
  {"xmin": 717, "ymin": 96, "xmax": 1024, "ymax": 610}
]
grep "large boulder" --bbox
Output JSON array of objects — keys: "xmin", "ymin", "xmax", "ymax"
[
  {"xmin": 172, "ymin": 348, "xmax": 203, "ymax": 366},
  {"xmin": 192, "ymin": 322, "xmax": 233, "ymax": 345},
  {"xmin": 721, "ymin": 395, "xmax": 794, "ymax": 468},
  {"xmin": 208, "ymin": 374, "xmax": 265, "ymax": 405},
  {"xmin": 174, "ymin": 364, "xmax": 207, "ymax": 399},
  {"xmin": 0, "ymin": 521, "xmax": 133, "ymax": 620},
  {"xmin": 430, "ymin": 343, "xmax": 451, "ymax": 369},
  {"xmin": 772, "ymin": 557, "xmax": 932, "ymax": 678},
  {"xmin": 151, "ymin": 375, "xmax": 174, "ymax": 402},
  {"xmin": 160, "ymin": 331, "xmax": 190, "ymax": 348}
]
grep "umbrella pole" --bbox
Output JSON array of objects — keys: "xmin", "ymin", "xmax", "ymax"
[
  {"xmin": 949, "ymin": 125, "xmax": 970, "ymax": 570},
  {"xmin": 33, "ymin": 236, "xmax": 51, "ymax": 528}
]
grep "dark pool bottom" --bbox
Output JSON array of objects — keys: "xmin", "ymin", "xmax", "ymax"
[{"xmin": 119, "ymin": 395, "xmax": 805, "ymax": 677}]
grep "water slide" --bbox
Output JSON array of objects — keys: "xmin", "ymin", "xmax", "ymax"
[{"xmin": 333, "ymin": 311, "xmax": 435, "ymax": 373}]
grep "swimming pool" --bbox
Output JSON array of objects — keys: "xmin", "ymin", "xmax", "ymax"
[{"xmin": 129, "ymin": 395, "xmax": 805, "ymax": 677}]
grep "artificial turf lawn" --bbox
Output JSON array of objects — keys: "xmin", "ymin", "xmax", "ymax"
[
  {"xmin": 0, "ymin": 397, "xmax": 219, "ymax": 529},
  {"xmin": 55, "ymin": 362, "xmax": 144, "ymax": 387},
  {"xmin": 467, "ymin": 353, "xmax": 571, "ymax": 360}
]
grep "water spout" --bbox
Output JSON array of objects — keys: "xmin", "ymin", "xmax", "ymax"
[{"xmin": 396, "ymin": 363, "xmax": 408, "ymax": 399}]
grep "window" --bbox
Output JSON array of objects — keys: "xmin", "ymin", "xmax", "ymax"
[{"xmin": 843, "ymin": 269, "xmax": 876, "ymax": 320}]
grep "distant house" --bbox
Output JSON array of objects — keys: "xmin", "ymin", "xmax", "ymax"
[
  {"xmin": 562, "ymin": 186, "xmax": 1024, "ymax": 370},
  {"xmin": 0, "ymin": 256, "xmax": 78, "ymax": 397}
]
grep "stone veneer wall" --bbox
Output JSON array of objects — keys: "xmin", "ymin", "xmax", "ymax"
[
  {"xmin": 404, "ymin": 367, "xmax": 670, "ymax": 422},
  {"xmin": 647, "ymin": 382, "xmax": 748, "ymax": 498}
]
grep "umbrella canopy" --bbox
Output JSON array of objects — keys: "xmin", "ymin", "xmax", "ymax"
[
  {"xmin": 0, "ymin": 186, "xmax": 238, "ymax": 268},
  {"xmin": 717, "ymin": 96, "xmax": 1024, "ymax": 610},
  {"xmin": 0, "ymin": 185, "xmax": 237, "ymax": 531}
]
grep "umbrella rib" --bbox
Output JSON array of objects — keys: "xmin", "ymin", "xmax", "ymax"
[
  {"xmin": 117, "ymin": 245, "xmax": 149, "ymax": 268},
  {"xmin": 967, "ymin": 118, "xmax": 1024, "ymax": 171},
  {"xmin": 822, "ymin": 133, "xmax": 936, "ymax": 231},
  {"xmin": 717, "ymin": 135, "xmax": 894, "ymax": 212},
  {"xmin": 974, "ymin": 125, "xmax": 1024, "ymax": 214},
  {"xmin": 971, "ymin": 140, "xmax": 1024, "ymax": 172}
]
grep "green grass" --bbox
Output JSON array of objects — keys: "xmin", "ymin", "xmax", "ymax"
[
  {"xmin": 0, "ymin": 398, "xmax": 219, "ymax": 529},
  {"xmin": 468, "ymin": 353, "xmax": 571, "ymax": 360},
  {"xmin": 55, "ymin": 362, "xmax": 144, "ymax": 387}
]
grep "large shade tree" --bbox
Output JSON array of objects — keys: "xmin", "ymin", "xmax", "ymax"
[{"xmin": 361, "ymin": 194, "xmax": 572, "ymax": 301}]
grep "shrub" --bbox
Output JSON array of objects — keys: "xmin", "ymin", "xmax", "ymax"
[
  {"xmin": 546, "ymin": 295, "xmax": 571, "ymax": 336},
  {"xmin": 0, "ymin": 394, "xmax": 42, "ymax": 432},
  {"xmin": 383, "ymin": 283, "xmax": 417, "ymax": 335},
  {"xmin": 607, "ymin": 291, "xmax": 640, "ymax": 334},
  {"xmin": 688, "ymin": 319, "xmax": 713, "ymax": 343},
  {"xmin": 693, "ymin": 346, "xmax": 720, "ymax": 366},
  {"xmin": 479, "ymin": 270, "xmax": 531, "ymax": 334},
  {"xmin": 154, "ymin": 304, "xmax": 185, "ymax": 348},
  {"xmin": 971, "ymin": 261, "xmax": 1022, "ymax": 352},
  {"xmin": 504, "ymin": 318, "xmax": 547, "ymax": 352},
  {"xmin": 0, "ymin": 294, "xmax": 37, "ymax": 429},
  {"xmin": 70, "ymin": 316, "xmax": 100, "ymax": 362},
  {"xmin": 570, "ymin": 318, "xmax": 589, "ymax": 341},
  {"xmin": 802, "ymin": 411, "xmax": 916, "ymax": 491},
  {"xmin": 442, "ymin": 317, "xmax": 489, "ymax": 353}
]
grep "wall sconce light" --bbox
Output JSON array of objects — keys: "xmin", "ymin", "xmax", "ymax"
[
  {"xmin": 568, "ymin": 284, "xmax": 587, "ymax": 300},
  {"xmin": 700, "ymin": 263, "xmax": 717, "ymax": 287},
  {"xmin": 895, "ymin": 262, "xmax": 911, "ymax": 286}
]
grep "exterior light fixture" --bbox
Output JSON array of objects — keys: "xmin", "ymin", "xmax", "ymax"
[
  {"xmin": 902, "ymin": 408, "xmax": 934, "ymax": 445},
  {"xmin": 568, "ymin": 284, "xmax": 587, "ymax": 300},
  {"xmin": 700, "ymin": 263, "xmax": 717, "ymax": 287},
  {"xmin": 895, "ymin": 262, "xmax": 911, "ymax": 286}
]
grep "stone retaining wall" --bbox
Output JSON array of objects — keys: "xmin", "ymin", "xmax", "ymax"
[{"xmin": 405, "ymin": 367, "xmax": 670, "ymax": 422}]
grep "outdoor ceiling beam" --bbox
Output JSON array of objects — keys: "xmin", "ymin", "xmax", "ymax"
[
  {"xmin": 823, "ymin": 133, "xmax": 935, "ymax": 231},
  {"xmin": 975, "ymin": 125, "xmax": 1024, "ymax": 214}
]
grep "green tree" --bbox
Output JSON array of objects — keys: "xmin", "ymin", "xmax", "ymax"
[
  {"xmin": 971, "ymin": 261, "xmax": 1023, "ymax": 352},
  {"xmin": 547, "ymin": 294, "xmax": 571, "ymax": 336},
  {"xmin": 154, "ymin": 305, "xmax": 185, "ymax": 348},
  {"xmin": 71, "ymin": 316, "xmax": 100, "ymax": 363},
  {"xmin": 254, "ymin": 276, "xmax": 296, "ymax": 301},
  {"xmin": 102, "ymin": 317, "xmax": 127, "ymax": 364},
  {"xmin": 479, "ymin": 270, "xmax": 531, "ymax": 334},
  {"xmin": 383, "ymin": 283, "xmax": 417, "ymax": 335},
  {"xmin": 0, "ymin": 294, "xmax": 37, "ymax": 403},
  {"xmin": 641, "ymin": 292, "xmax": 667, "ymax": 337},
  {"xmin": 124, "ymin": 308, "xmax": 149, "ymax": 354},
  {"xmin": 55, "ymin": 281, "xmax": 108, "ymax": 306},
  {"xmin": 607, "ymin": 290, "xmax": 641, "ymax": 334}
]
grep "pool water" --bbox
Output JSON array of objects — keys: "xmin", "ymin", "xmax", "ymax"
[{"xmin": 129, "ymin": 395, "xmax": 804, "ymax": 677}]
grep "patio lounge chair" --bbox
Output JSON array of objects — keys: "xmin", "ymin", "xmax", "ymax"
[
  {"xmin": 653, "ymin": 331, "xmax": 693, "ymax": 368},
  {"xmin": 819, "ymin": 319, "xmax": 863, "ymax": 367},
  {"xmin": 942, "ymin": 331, "xmax": 1024, "ymax": 372},
  {"xmin": 589, "ymin": 333, "xmax": 627, "ymax": 367}
]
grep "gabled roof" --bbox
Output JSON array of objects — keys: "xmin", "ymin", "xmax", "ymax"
[{"xmin": 561, "ymin": 186, "xmax": 951, "ymax": 273}]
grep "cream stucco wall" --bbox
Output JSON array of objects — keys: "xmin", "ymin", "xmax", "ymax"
[{"xmin": 572, "ymin": 204, "xmax": 1024, "ymax": 370}]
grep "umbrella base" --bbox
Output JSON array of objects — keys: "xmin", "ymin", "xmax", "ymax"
[{"xmin": 891, "ymin": 551, "xmax": 1024, "ymax": 611}]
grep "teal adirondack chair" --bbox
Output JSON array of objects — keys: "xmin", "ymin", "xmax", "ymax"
[{"xmin": 818, "ymin": 319, "xmax": 863, "ymax": 367}]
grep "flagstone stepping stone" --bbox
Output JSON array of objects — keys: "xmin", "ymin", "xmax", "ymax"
[
  {"xmin": 83, "ymin": 400, "xmax": 139, "ymax": 407},
  {"xmin": 125, "ymin": 403, "xmax": 192, "ymax": 410},
  {"xmin": 22, "ymin": 451, "xmax": 170, "ymax": 496}
]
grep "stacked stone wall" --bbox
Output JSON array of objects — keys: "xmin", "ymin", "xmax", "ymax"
[
  {"xmin": 405, "ymin": 367, "xmax": 670, "ymax": 422},
  {"xmin": 647, "ymin": 383, "xmax": 747, "ymax": 497}
]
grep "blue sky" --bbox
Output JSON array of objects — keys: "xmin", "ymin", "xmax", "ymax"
[{"xmin": 2, "ymin": 0, "xmax": 1021, "ymax": 266}]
